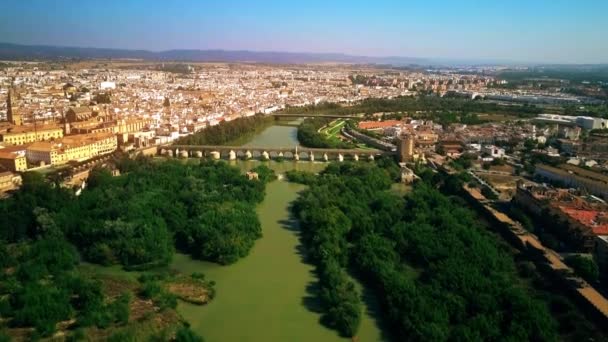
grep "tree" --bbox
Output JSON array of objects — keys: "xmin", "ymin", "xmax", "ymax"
[
  {"xmin": 110, "ymin": 292, "xmax": 131, "ymax": 325},
  {"xmin": 524, "ymin": 139, "xmax": 537, "ymax": 152},
  {"xmin": 184, "ymin": 201, "xmax": 261, "ymax": 264},
  {"xmin": 11, "ymin": 283, "xmax": 73, "ymax": 336},
  {"xmin": 16, "ymin": 235, "xmax": 79, "ymax": 282},
  {"xmin": 565, "ymin": 255, "xmax": 599, "ymax": 283},
  {"xmin": 173, "ymin": 115, "xmax": 274, "ymax": 145},
  {"xmin": 175, "ymin": 326, "xmax": 205, "ymax": 342},
  {"xmin": 290, "ymin": 162, "xmax": 560, "ymax": 340}
]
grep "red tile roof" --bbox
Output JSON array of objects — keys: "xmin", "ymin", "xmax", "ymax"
[
  {"xmin": 559, "ymin": 206, "xmax": 608, "ymax": 235},
  {"xmin": 358, "ymin": 120, "xmax": 402, "ymax": 130}
]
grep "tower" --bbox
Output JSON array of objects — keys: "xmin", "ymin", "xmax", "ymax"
[
  {"xmin": 397, "ymin": 134, "xmax": 415, "ymax": 162},
  {"xmin": 6, "ymin": 88, "xmax": 23, "ymax": 126}
]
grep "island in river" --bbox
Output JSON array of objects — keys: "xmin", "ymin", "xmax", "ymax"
[{"xmin": 172, "ymin": 123, "xmax": 387, "ymax": 341}]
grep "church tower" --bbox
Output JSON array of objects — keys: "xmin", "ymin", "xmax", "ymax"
[{"xmin": 6, "ymin": 88, "xmax": 23, "ymax": 126}]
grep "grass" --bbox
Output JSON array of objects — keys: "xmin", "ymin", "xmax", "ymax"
[{"xmin": 323, "ymin": 119, "xmax": 346, "ymax": 138}]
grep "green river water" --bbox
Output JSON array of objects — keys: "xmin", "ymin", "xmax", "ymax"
[
  {"xmin": 92, "ymin": 123, "xmax": 387, "ymax": 341},
  {"xmin": 175, "ymin": 124, "xmax": 386, "ymax": 341}
]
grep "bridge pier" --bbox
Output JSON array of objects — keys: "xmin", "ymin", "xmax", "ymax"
[{"xmin": 161, "ymin": 145, "xmax": 394, "ymax": 163}]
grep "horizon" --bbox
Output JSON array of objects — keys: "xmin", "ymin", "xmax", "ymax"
[
  {"xmin": 3, "ymin": 41, "xmax": 608, "ymax": 67},
  {"xmin": 1, "ymin": 0, "xmax": 607, "ymax": 64}
]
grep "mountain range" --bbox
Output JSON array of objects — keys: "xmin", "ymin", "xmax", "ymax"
[{"xmin": 0, "ymin": 42, "xmax": 435, "ymax": 66}]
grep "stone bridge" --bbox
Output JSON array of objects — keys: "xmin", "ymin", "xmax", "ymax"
[
  {"xmin": 160, "ymin": 145, "xmax": 394, "ymax": 162},
  {"xmin": 271, "ymin": 113, "xmax": 363, "ymax": 119}
]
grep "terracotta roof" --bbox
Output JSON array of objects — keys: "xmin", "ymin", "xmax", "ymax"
[
  {"xmin": 27, "ymin": 141, "xmax": 55, "ymax": 152},
  {"xmin": 0, "ymin": 151, "xmax": 23, "ymax": 160},
  {"xmin": 358, "ymin": 120, "xmax": 402, "ymax": 130},
  {"xmin": 559, "ymin": 206, "xmax": 608, "ymax": 235},
  {"xmin": 4, "ymin": 124, "xmax": 62, "ymax": 134}
]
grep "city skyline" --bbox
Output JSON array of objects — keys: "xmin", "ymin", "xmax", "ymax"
[
  {"xmin": 1, "ymin": 2, "xmax": 608, "ymax": 338},
  {"xmin": 1, "ymin": 0, "xmax": 608, "ymax": 64}
]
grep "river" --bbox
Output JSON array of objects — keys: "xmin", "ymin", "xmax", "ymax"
[{"xmin": 172, "ymin": 123, "xmax": 387, "ymax": 341}]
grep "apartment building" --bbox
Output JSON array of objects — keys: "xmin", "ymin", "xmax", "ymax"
[
  {"xmin": 0, "ymin": 124, "xmax": 63, "ymax": 145},
  {"xmin": 0, "ymin": 149, "xmax": 27, "ymax": 172},
  {"xmin": 535, "ymin": 164, "xmax": 608, "ymax": 200},
  {"xmin": 26, "ymin": 132, "xmax": 117, "ymax": 166}
]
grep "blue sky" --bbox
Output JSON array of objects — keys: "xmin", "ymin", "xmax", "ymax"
[{"xmin": 1, "ymin": 0, "xmax": 607, "ymax": 63}]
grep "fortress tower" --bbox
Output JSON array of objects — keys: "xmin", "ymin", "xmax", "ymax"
[{"xmin": 397, "ymin": 134, "xmax": 415, "ymax": 162}]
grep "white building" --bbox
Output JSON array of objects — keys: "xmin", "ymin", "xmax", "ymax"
[
  {"xmin": 100, "ymin": 81, "xmax": 116, "ymax": 90},
  {"xmin": 576, "ymin": 116, "xmax": 608, "ymax": 130},
  {"xmin": 481, "ymin": 145, "xmax": 505, "ymax": 159}
]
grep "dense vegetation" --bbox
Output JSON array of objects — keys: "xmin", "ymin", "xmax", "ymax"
[
  {"xmin": 565, "ymin": 103, "xmax": 608, "ymax": 118},
  {"xmin": 0, "ymin": 158, "xmax": 271, "ymax": 338},
  {"xmin": 564, "ymin": 255, "xmax": 600, "ymax": 284},
  {"xmin": 498, "ymin": 66, "xmax": 608, "ymax": 84},
  {"xmin": 0, "ymin": 226, "xmax": 132, "ymax": 337},
  {"xmin": 1, "ymin": 158, "xmax": 275, "ymax": 268},
  {"xmin": 289, "ymin": 161, "xmax": 562, "ymax": 340},
  {"xmin": 0, "ymin": 222, "xmax": 213, "ymax": 341},
  {"xmin": 297, "ymin": 118, "xmax": 354, "ymax": 149},
  {"xmin": 174, "ymin": 114, "xmax": 275, "ymax": 145},
  {"xmin": 497, "ymin": 67, "xmax": 608, "ymax": 102},
  {"xmin": 279, "ymin": 95, "xmax": 543, "ymax": 119}
]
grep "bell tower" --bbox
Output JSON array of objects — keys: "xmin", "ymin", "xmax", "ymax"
[{"xmin": 6, "ymin": 88, "xmax": 23, "ymax": 126}]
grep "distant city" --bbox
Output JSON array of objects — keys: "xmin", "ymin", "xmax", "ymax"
[
  {"xmin": 1, "ymin": 52, "xmax": 608, "ymax": 340},
  {"xmin": 1, "ymin": 1, "xmax": 608, "ymax": 341}
]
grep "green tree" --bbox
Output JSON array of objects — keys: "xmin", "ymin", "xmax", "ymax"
[
  {"xmin": 175, "ymin": 326, "xmax": 205, "ymax": 342},
  {"xmin": 11, "ymin": 283, "xmax": 73, "ymax": 336},
  {"xmin": 565, "ymin": 255, "xmax": 599, "ymax": 283}
]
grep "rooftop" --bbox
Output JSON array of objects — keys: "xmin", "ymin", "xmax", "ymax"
[
  {"xmin": 4, "ymin": 124, "xmax": 62, "ymax": 134},
  {"xmin": 559, "ymin": 206, "xmax": 608, "ymax": 235},
  {"xmin": 358, "ymin": 120, "xmax": 402, "ymax": 130},
  {"xmin": 536, "ymin": 164, "xmax": 608, "ymax": 186}
]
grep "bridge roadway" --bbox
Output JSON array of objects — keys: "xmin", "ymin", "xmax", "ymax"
[
  {"xmin": 160, "ymin": 145, "xmax": 394, "ymax": 161},
  {"xmin": 271, "ymin": 113, "xmax": 363, "ymax": 119}
]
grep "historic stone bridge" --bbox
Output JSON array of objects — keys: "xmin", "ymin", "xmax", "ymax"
[
  {"xmin": 271, "ymin": 113, "xmax": 363, "ymax": 119},
  {"xmin": 160, "ymin": 145, "xmax": 394, "ymax": 162}
]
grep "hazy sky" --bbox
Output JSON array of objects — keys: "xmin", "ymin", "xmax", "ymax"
[{"xmin": 1, "ymin": 0, "xmax": 607, "ymax": 64}]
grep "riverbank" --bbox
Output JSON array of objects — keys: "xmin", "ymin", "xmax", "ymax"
[
  {"xmin": 86, "ymin": 123, "xmax": 387, "ymax": 341},
  {"xmin": 171, "ymin": 160, "xmax": 385, "ymax": 341},
  {"xmin": 172, "ymin": 123, "xmax": 386, "ymax": 341}
]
